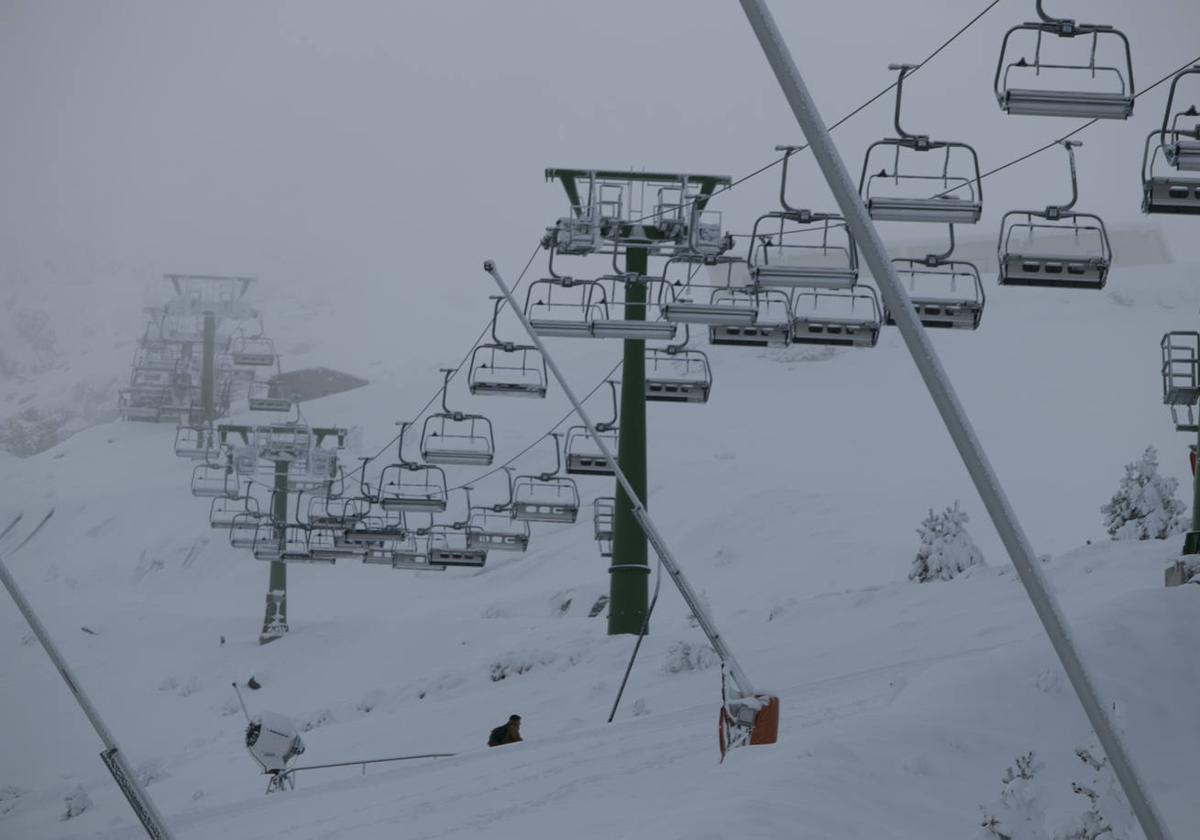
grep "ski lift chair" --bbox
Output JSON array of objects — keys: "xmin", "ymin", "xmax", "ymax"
[
  {"xmin": 887, "ymin": 225, "xmax": 985, "ymax": 330},
  {"xmin": 342, "ymin": 510, "xmax": 409, "ymax": 545},
  {"xmin": 511, "ymin": 434, "xmax": 580, "ymax": 524},
  {"xmin": 791, "ymin": 286, "xmax": 882, "ymax": 348},
  {"xmin": 461, "ymin": 473, "xmax": 531, "ymax": 553},
  {"xmin": 645, "ymin": 321, "xmax": 712, "ymax": 403},
  {"xmin": 230, "ymin": 335, "xmax": 277, "ymax": 367},
  {"xmin": 420, "ymin": 369, "xmax": 496, "ymax": 466},
  {"xmin": 191, "ymin": 456, "xmax": 239, "ymax": 499},
  {"xmin": 708, "ymin": 287, "xmax": 792, "ymax": 347},
  {"xmin": 255, "ymin": 422, "xmax": 313, "ymax": 463},
  {"xmin": 211, "ymin": 488, "xmax": 259, "ymax": 529},
  {"xmin": 998, "ymin": 141, "xmax": 1112, "ymax": 289},
  {"xmin": 524, "ymin": 275, "xmax": 609, "ymax": 338},
  {"xmin": 306, "ymin": 495, "xmax": 369, "ymax": 529},
  {"xmin": 252, "ymin": 523, "xmax": 323, "ymax": 563},
  {"xmin": 589, "ymin": 274, "xmax": 678, "ymax": 341},
  {"xmin": 994, "ymin": 1, "xmax": 1135, "ymax": 119},
  {"xmin": 860, "ymin": 65, "xmax": 984, "ymax": 225},
  {"xmin": 660, "ymin": 257, "xmax": 759, "ymax": 329},
  {"xmin": 1142, "ymin": 67, "xmax": 1200, "ymax": 215},
  {"xmin": 1162, "ymin": 332, "xmax": 1200, "ymax": 431},
  {"xmin": 174, "ymin": 424, "xmax": 218, "ymax": 459},
  {"xmin": 468, "ymin": 298, "xmax": 549, "ymax": 398},
  {"xmin": 248, "ymin": 380, "xmax": 292, "ymax": 413},
  {"xmin": 377, "ymin": 423, "xmax": 449, "ymax": 513},
  {"xmin": 228, "ymin": 511, "xmax": 264, "ymax": 549},
  {"xmin": 565, "ymin": 382, "xmax": 618, "ymax": 476},
  {"xmin": 593, "ymin": 496, "xmax": 615, "ymax": 558},
  {"xmin": 307, "ymin": 526, "xmax": 365, "ymax": 562},
  {"xmin": 428, "ymin": 524, "xmax": 488, "ymax": 568},
  {"xmin": 749, "ymin": 147, "xmax": 859, "ymax": 288},
  {"xmin": 386, "ymin": 532, "xmax": 447, "ymax": 571}
]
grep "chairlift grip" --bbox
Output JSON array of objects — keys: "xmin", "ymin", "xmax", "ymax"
[{"xmin": 485, "ymin": 259, "xmax": 756, "ymax": 699}]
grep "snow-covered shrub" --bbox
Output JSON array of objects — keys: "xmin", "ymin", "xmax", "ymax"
[
  {"xmin": 489, "ymin": 650, "xmax": 558, "ymax": 682},
  {"xmin": 909, "ymin": 501, "xmax": 985, "ymax": 583},
  {"xmin": 976, "ymin": 752, "xmax": 1049, "ymax": 840},
  {"xmin": 1101, "ymin": 445, "xmax": 1187, "ymax": 540},
  {"xmin": 1053, "ymin": 744, "xmax": 1136, "ymax": 840},
  {"xmin": 662, "ymin": 640, "xmax": 719, "ymax": 674},
  {"xmin": 62, "ymin": 785, "xmax": 92, "ymax": 821}
]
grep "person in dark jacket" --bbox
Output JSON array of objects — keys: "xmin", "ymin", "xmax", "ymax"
[{"xmin": 488, "ymin": 715, "xmax": 522, "ymax": 747}]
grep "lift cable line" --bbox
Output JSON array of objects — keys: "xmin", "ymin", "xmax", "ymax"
[{"xmin": 739, "ymin": 2, "xmax": 1173, "ymax": 839}]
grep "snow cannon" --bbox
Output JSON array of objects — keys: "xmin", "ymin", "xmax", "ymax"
[
  {"xmin": 245, "ymin": 711, "xmax": 305, "ymax": 775},
  {"xmin": 719, "ymin": 693, "xmax": 780, "ymax": 759},
  {"xmin": 233, "ymin": 682, "xmax": 306, "ymax": 793}
]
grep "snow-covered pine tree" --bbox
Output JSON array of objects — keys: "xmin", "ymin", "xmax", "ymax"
[
  {"xmin": 976, "ymin": 752, "xmax": 1049, "ymax": 840},
  {"xmin": 1100, "ymin": 445, "xmax": 1187, "ymax": 541},
  {"xmin": 1053, "ymin": 745, "xmax": 1137, "ymax": 840},
  {"xmin": 909, "ymin": 501, "xmax": 985, "ymax": 583}
]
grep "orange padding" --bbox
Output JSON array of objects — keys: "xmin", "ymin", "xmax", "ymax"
[{"xmin": 748, "ymin": 695, "xmax": 780, "ymax": 746}]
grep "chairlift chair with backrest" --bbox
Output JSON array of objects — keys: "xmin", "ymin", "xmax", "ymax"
[
  {"xmin": 191, "ymin": 453, "xmax": 240, "ymax": 499},
  {"xmin": 645, "ymin": 322, "xmax": 713, "ymax": 403},
  {"xmin": 565, "ymin": 381, "xmax": 619, "ymax": 476},
  {"xmin": 860, "ymin": 65, "xmax": 984, "ymax": 225},
  {"xmin": 887, "ymin": 225, "xmax": 985, "ymax": 330},
  {"xmin": 465, "ymin": 476, "xmax": 531, "ymax": 554},
  {"xmin": 524, "ymin": 268, "xmax": 610, "ymax": 338},
  {"xmin": 1142, "ymin": 66, "xmax": 1200, "ymax": 215},
  {"xmin": 511, "ymin": 434, "xmax": 580, "ymax": 524},
  {"xmin": 998, "ymin": 140, "xmax": 1112, "ymax": 289},
  {"xmin": 420, "ymin": 369, "xmax": 496, "ymax": 466},
  {"xmin": 790, "ymin": 285, "xmax": 882, "ymax": 348},
  {"xmin": 468, "ymin": 297, "xmax": 549, "ymax": 398},
  {"xmin": 994, "ymin": 1, "xmax": 1135, "ymax": 120},
  {"xmin": 660, "ymin": 256, "xmax": 760, "ymax": 328},
  {"xmin": 750, "ymin": 146, "xmax": 859, "ymax": 289},
  {"xmin": 708, "ymin": 286, "xmax": 793, "ymax": 348},
  {"xmin": 174, "ymin": 423, "xmax": 219, "ymax": 460},
  {"xmin": 588, "ymin": 273, "xmax": 677, "ymax": 342},
  {"xmin": 230, "ymin": 334, "xmax": 278, "ymax": 367},
  {"xmin": 1161, "ymin": 332, "xmax": 1200, "ymax": 431},
  {"xmin": 428, "ymin": 523, "xmax": 488, "ymax": 568},
  {"xmin": 248, "ymin": 379, "xmax": 292, "ymax": 413},
  {"xmin": 211, "ymin": 484, "xmax": 259, "ymax": 529},
  {"xmin": 376, "ymin": 424, "xmax": 449, "ymax": 514}
]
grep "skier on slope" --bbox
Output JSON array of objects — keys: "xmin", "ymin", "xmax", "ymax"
[{"xmin": 488, "ymin": 714, "xmax": 522, "ymax": 747}]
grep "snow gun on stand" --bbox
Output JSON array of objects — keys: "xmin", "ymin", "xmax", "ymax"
[
  {"xmin": 485, "ymin": 260, "xmax": 780, "ymax": 759},
  {"xmin": 232, "ymin": 682, "xmax": 306, "ymax": 793}
]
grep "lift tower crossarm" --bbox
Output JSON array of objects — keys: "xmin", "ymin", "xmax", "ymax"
[
  {"xmin": 738, "ymin": 3, "xmax": 1171, "ymax": 839},
  {"xmin": 485, "ymin": 260, "xmax": 755, "ymax": 698},
  {"xmin": 545, "ymin": 168, "xmax": 731, "ymax": 223}
]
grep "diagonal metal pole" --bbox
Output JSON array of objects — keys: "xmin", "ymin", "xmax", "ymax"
[
  {"xmin": 484, "ymin": 260, "xmax": 756, "ymax": 698},
  {"xmin": 737, "ymin": 3, "xmax": 1172, "ymax": 839},
  {"xmin": 0, "ymin": 533, "xmax": 175, "ymax": 839}
]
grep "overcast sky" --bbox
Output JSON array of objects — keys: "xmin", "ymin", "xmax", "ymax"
[{"xmin": 2, "ymin": 0, "xmax": 1197, "ymax": 309}]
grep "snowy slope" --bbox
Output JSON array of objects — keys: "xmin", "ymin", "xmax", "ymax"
[{"xmin": 3, "ymin": 254, "xmax": 1200, "ymax": 838}]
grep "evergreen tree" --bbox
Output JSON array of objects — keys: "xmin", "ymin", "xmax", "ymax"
[
  {"xmin": 1100, "ymin": 446, "xmax": 1187, "ymax": 541},
  {"xmin": 909, "ymin": 500, "xmax": 985, "ymax": 583}
]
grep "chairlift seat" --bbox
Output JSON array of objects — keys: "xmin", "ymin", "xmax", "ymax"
[
  {"xmin": 646, "ymin": 377, "xmax": 710, "ymax": 403},
  {"xmin": 891, "ymin": 298, "xmax": 984, "ymax": 330},
  {"xmin": 390, "ymin": 557, "xmax": 447, "ymax": 571},
  {"xmin": 470, "ymin": 379, "xmax": 547, "ymax": 398},
  {"xmin": 751, "ymin": 264, "xmax": 858, "ymax": 289},
  {"xmin": 191, "ymin": 463, "xmax": 238, "ymax": 499},
  {"xmin": 421, "ymin": 446, "xmax": 494, "ymax": 467},
  {"xmin": 998, "ymin": 89, "xmax": 1134, "ymax": 120},
  {"xmin": 429, "ymin": 544, "xmax": 487, "ymax": 568},
  {"xmin": 791, "ymin": 315, "xmax": 880, "ymax": 348},
  {"xmin": 530, "ymin": 319, "xmax": 595, "ymax": 338},
  {"xmin": 229, "ymin": 514, "xmax": 260, "ymax": 549},
  {"xmin": 512, "ymin": 474, "xmax": 581, "ymax": 523},
  {"xmin": 999, "ymin": 252, "xmax": 1108, "ymax": 289},
  {"xmin": 590, "ymin": 320, "xmax": 677, "ymax": 341},
  {"xmin": 867, "ymin": 196, "xmax": 982, "ymax": 225},
  {"xmin": 468, "ymin": 531, "xmax": 529, "ymax": 553},
  {"xmin": 249, "ymin": 396, "xmax": 292, "ymax": 413},
  {"xmin": 379, "ymin": 496, "xmax": 447, "ymax": 514},
  {"xmin": 565, "ymin": 452, "xmax": 614, "ymax": 476},
  {"xmin": 661, "ymin": 302, "xmax": 758, "ymax": 327},
  {"xmin": 511, "ymin": 500, "xmax": 578, "ymax": 524},
  {"xmin": 1143, "ymin": 177, "xmax": 1200, "ymax": 215},
  {"xmin": 708, "ymin": 324, "xmax": 790, "ymax": 347}
]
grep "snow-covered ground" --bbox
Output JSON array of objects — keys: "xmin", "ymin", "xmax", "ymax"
[{"xmin": 4, "ymin": 1, "xmax": 1200, "ymax": 837}]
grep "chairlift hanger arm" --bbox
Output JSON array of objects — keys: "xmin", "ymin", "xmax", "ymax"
[{"xmin": 1161, "ymin": 66, "xmax": 1200, "ymax": 140}]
